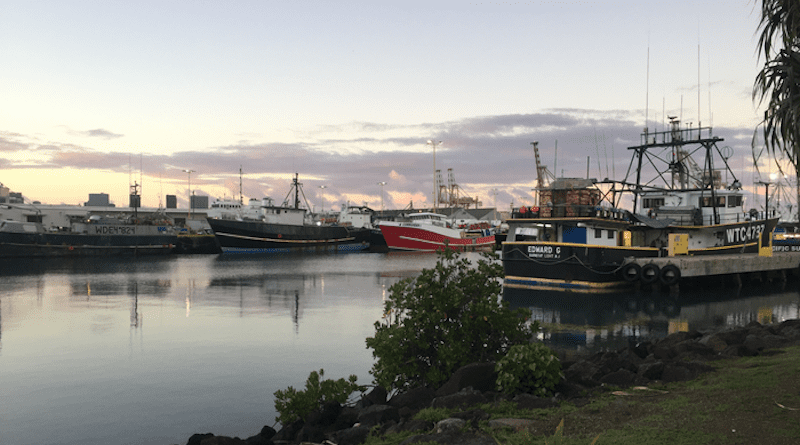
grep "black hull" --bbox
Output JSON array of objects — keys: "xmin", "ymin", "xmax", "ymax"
[
  {"xmin": 0, "ymin": 232, "xmax": 179, "ymax": 258},
  {"xmin": 366, "ymin": 228, "xmax": 388, "ymax": 253},
  {"xmin": 502, "ymin": 241, "xmax": 761, "ymax": 292},
  {"xmin": 502, "ymin": 242, "xmax": 659, "ymax": 288},
  {"xmin": 175, "ymin": 234, "xmax": 222, "ymax": 254},
  {"xmin": 207, "ymin": 218, "xmax": 371, "ymax": 253}
]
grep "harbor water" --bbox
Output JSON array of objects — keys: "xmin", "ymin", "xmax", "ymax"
[{"xmin": 1, "ymin": 252, "xmax": 799, "ymax": 445}]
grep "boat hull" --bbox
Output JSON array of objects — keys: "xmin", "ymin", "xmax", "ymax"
[
  {"xmin": 0, "ymin": 229, "xmax": 178, "ymax": 258},
  {"xmin": 207, "ymin": 218, "xmax": 371, "ymax": 253},
  {"xmin": 378, "ymin": 223, "xmax": 495, "ymax": 252},
  {"xmin": 503, "ymin": 241, "xmax": 764, "ymax": 292}
]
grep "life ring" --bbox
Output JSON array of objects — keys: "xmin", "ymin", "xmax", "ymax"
[
  {"xmin": 659, "ymin": 264, "xmax": 681, "ymax": 286},
  {"xmin": 641, "ymin": 263, "xmax": 660, "ymax": 285},
  {"xmin": 68, "ymin": 246, "xmax": 74, "ymax": 251},
  {"xmin": 620, "ymin": 263, "xmax": 641, "ymax": 282}
]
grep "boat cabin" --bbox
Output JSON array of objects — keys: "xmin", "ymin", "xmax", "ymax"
[{"xmin": 639, "ymin": 189, "xmax": 748, "ymax": 226}]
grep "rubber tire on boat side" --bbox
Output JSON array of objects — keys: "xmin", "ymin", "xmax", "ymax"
[
  {"xmin": 620, "ymin": 263, "xmax": 641, "ymax": 282},
  {"xmin": 640, "ymin": 263, "xmax": 660, "ymax": 285},
  {"xmin": 659, "ymin": 264, "xmax": 681, "ymax": 286}
]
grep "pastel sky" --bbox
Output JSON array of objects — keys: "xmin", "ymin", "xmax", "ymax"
[{"xmin": 0, "ymin": 1, "xmax": 785, "ymax": 212}]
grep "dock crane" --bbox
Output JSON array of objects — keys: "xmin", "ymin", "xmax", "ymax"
[{"xmin": 531, "ymin": 141, "xmax": 555, "ymax": 206}]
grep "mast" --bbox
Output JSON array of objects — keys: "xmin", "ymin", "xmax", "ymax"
[{"xmin": 294, "ymin": 173, "xmax": 300, "ymax": 209}]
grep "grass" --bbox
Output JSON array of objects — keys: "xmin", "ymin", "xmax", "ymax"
[{"xmin": 363, "ymin": 344, "xmax": 800, "ymax": 445}]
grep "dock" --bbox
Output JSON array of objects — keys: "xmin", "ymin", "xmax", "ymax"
[{"xmin": 625, "ymin": 251, "xmax": 800, "ymax": 286}]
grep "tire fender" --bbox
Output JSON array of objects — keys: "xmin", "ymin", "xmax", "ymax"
[
  {"xmin": 659, "ymin": 264, "xmax": 681, "ymax": 286},
  {"xmin": 641, "ymin": 263, "xmax": 660, "ymax": 284},
  {"xmin": 620, "ymin": 263, "xmax": 641, "ymax": 282}
]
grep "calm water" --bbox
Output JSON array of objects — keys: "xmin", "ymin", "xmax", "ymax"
[{"xmin": 1, "ymin": 253, "xmax": 799, "ymax": 445}]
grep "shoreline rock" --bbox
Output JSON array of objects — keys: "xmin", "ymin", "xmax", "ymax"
[{"xmin": 184, "ymin": 318, "xmax": 800, "ymax": 445}]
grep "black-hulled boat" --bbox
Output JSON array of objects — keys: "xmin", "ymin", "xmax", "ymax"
[
  {"xmin": 502, "ymin": 119, "xmax": 779, "ymax": 291},
  {"xmin": 206, "ymin": 174, "xmax": 372, "ymax": 253}
]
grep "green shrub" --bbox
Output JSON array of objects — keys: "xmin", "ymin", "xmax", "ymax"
[
  {"xmin": 273, "ymin": 369, "xmax": 365, "ymax": 425},
  {"xmin": 365, "ymin": 249, "xmax": 535, "ymax": 391},
  {"xmin": 495, "ymin": 342, "xmax": 562, "ymax": 396}
]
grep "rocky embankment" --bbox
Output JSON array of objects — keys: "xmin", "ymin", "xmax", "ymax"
[{"xmin": 184, "ymin": 319, "xmax": 800, "ymax": 445}]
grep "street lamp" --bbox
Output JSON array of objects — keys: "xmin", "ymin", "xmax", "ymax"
[
  {"xmin": 182, "ymin": 169, "xmax": 195, "ymax": 220},
  {"xmin": 490, "ymin": 188, "xmax": 498, "ymax": 222},
  {"xmin": 377, "ymin": 181, "xmax": 387, "ymax": 211},
  {"xmin": 318, "ymin": 185, "xmax": 327, "ymax": 212},
  {"xmin": 427, "ymin": 140, "xmax": 442, "ymax": 210}
]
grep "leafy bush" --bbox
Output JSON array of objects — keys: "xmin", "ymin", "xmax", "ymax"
[
  {"xmin": 273, "ymin": 369, "xmax": 365, "ymax": 425},
  {"xmin": 365, "ymin": 249, "xmax": 535, "ymax": 391},
  {"xmin": 412, "ymin": 407, "xmax": 451, "ymax": 423},
  {"xmin": 495, "ymin": 342, "xmax": 562, "ymax": 396}
]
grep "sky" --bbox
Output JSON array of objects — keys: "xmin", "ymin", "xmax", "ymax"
[{"xmin": 0, "ymin": 0, "xmax": 787, "ymax": 213}]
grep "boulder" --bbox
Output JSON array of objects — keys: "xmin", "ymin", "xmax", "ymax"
[
  {"xmin": 331, "ymin": 425, "xmax": 370, "ymax": 445},
  {"xmin": 436, "ymin": 418, "xmax": 466, "ymax": 434},
  {"xmin": 357, "ymin": 404, "xmax": 400, "ymax": 427},
  {"xmin": 564, "ymin": 360, "xmax": 602, "ymax": 386},
  {"xmin": 389, "ymin": 386, "xmax": 436, "ymax": 410},
  {"xmin": 637, "ymin": 361, "xmax": 665, "ymax": 380},
  {"xmin": 357, "ymin": 386, "xmax": 388, "ymax": 408},
  {"xmin": 599, "ymin": 369, "xmax": 637, "ymax": 387},
  {"xmin": 431, "ymin": 388, "xmax": 488, "ymax": 409},
  {"xmin": 436, "ymin": 362, "xmax": 497, "ymax": 396},
  {"xmin": 187, "ymin": 433, "xmax": 214, "ymax": 445}
]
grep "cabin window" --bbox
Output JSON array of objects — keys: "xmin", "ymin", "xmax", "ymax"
[
  {"xmin": 727, "ymin": 196, "xmax": 742, "ymax": 208},
  {"xmin": 26, "ymin": 215, "xmax": 43, "ymax": 223},
  {"xmin": 700, "ymin": 196, "xmax": 726, "ymax": 208},
  {"xmin": 594, "ymin": 229, "xmax": 602, "ymax": 238},
  {"xmin": 642, "ymin": 198, "xmax": 664, "ymax": 208},
  {"xmin": 607, "ymin": 229, "xmax": 615, "ymax": 239}
]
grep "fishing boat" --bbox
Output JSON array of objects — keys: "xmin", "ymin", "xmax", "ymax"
[
  {"xmin": 206, "ymin": 174, "xmax": 372, "ymax": 253},
  {"xmin": 502, "ymin": 119, "xmax": 779, "ymax": 291},
  {"xmin": 378, "ymin": 211, "xmax": 495, "ymax": 252},
  {"xmin": 0, "ymin": 214, "xmax": 179, "ymax": 257}
]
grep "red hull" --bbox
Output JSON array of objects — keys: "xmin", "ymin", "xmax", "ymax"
[{"xmin": 378, "ymin": 224, "xmax": 495, "ymax": 252}]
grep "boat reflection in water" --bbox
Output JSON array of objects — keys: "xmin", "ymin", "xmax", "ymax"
[{"xmin": 503, "ymin": 283, "xmax": 800, "ymax": 360}]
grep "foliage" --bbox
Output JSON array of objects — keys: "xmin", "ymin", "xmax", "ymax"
[
  {"xmin": 412, "ymin": 407, "xmax": 451, "ymax": 423},
  {"xmin": 365, "ymin": 249, "xmax": 535, "ymax": 391},
  {"xmin": 753, "ymin": 0, "xmax": 800, "ymax": 220},
  {"xmin": 273, "ymin": 369, "xmax": 365, "ymax": 425},
  {"xmin": 495, "ymin": 342, "xmax": 563, "ymax": 397}
]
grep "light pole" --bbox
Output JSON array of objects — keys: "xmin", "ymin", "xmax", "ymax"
[
  {"xmin": 377, "ymin": 181, "xmax": 387, "ymax": 211},
  {"xmin": 427, "ymin": 140, "xmax": 442, "ymax": 210},
  {"xmin": 490, "ymin": 188, "xmax": 498, "ymax": 222},
  {"xmin": 182, "ymin": 169, "xmax": 195, "ymax": 220},
  {"xmin": 318, "ymin": 185, "xmax": 327, "ymax": 212}
]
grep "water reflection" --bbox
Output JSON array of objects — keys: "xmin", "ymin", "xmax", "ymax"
[{"xmin": 503, "ymin": 283, "xmax": 800, "ymax": 359}]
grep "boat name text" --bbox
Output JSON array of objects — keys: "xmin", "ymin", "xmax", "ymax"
[
  {"xmin": 527, "ymin": 245, "xmax": 561, "ymax": 259},
  {"xmin": 92, "ymin": 225, "xmax": 138, "ymax": 235},
  {"xmin": 725, "ymin": 224, "xmax": 765, "ymax": 245}
]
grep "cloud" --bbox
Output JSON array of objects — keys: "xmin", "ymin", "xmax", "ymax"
[
  {"xmin": 0, "ymin": 136, "xmax": 30, "ymax": 152},
  {"xmin": 84, "ymin": 129, "xmax": 124, "ymax": 139},
  {"xmin": 1, "ymin": 109, "xmax": 765, "ymax": 210}
]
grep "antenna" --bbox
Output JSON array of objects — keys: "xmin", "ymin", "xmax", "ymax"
[
  {"xmin": 708, "ymin": 52, "xmax": 713, "ymax": 128},
  {"xmin": 697, "ymin": 44, "xmax": 701, "ymax": 130},
  {"xmin": 239, "ymin": 165, "xmax": 243, "ymax": 204},
  {"xmin": 645, "ymin": 45, "xmax": 650, "ymax": 132}
]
